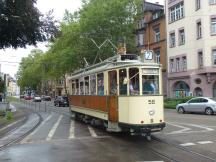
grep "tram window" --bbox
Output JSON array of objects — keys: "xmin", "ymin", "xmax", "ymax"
[
  {"xmin": 142, "ymin": 75, "xmax": 159, "ymax": 95},
  {"xmin": 80, "ymin": 81, "xmax": 84, "ymax": 95},
  {"xmin": 129, "ymin": 68, "xmax": 140, "ymax": 95},
  {"xmin": 72, "ymin": 81, "xmax": 76, "ymax": 95},
  {"xmin": 85, "ymin": 76, "xmax": 89, "ymax": 95},
  {"xmin": 119, "ymin": 69, "xmax": 127, "ymax": 95},
  {"xmin": 75, "ymin": 79, "xmax": 79, "ymax": 95},
  {"xmin": 108, "ymin": 71, "xmax": 117, "ymax": 95},
  {"xmin": 90, "ymin": 75, "xmax": 96, "ymax": 95},
  {"xmin": 97, "ymin": 73, "xmax": 104, "ymax": 96}
]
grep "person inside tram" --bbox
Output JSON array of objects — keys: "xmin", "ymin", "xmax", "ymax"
[
  {"xmin": 129, "ymin": 80, "xmax": 139, "ymax": 95},
  {"xmin": 98, "ymin": 79, "xmax": 104, "ymax": 95},
  {"xmin": 143, "ymin": 78, "xmax": 154, "ymax": 94}
]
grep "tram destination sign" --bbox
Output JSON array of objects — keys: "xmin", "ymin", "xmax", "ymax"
[{"xmin": 142, "ymin": 68, "xmax": 159, "ymax": 75}]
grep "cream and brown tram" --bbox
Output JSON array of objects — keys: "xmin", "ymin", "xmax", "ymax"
[{"xmin": 68, "ymin": 52, "xmax": 165, "ymax": 138}]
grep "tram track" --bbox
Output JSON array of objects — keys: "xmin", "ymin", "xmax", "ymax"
[
  {"xmin": 150, "ymin": 135, "xmax": 216, "ymax": 162},
  {"xmin": 0, "ymin": 112, "xmax": 42, "ymax": 151}
]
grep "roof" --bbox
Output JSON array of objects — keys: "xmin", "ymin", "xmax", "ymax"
[{"xmin": 143, "ymin": 1, "xmax": 164, "ymax": 12}]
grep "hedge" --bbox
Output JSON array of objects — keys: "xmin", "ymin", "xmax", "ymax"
[{"xmin": 164, "ymin": 96, "xmax": 193, "ymax": 109}]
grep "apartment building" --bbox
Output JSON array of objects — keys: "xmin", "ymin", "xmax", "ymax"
[
  {"xmin": 136, "ymin": 1, "xmax": 167, "ymax": 95},
  {"xmin": 166, "ymin": 0, "xmax": 216, "ymax": 97}
]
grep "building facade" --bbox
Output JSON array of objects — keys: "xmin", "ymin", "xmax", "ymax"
[
  {"xmin": 136, "ymin": 1, "xmax": 167, "ymax": 96},
  {"xmin": 166, "ymin": 0, "xmax": 216, "ymax": 97}
]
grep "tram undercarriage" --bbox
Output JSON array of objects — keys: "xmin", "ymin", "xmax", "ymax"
[{"xmin": 71, "ymin": 110, "xmax": 165, "ymax": 140}]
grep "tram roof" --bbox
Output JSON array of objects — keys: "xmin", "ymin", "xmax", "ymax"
[{"xmin": 68, "ymin": 54, "xmax": 160, "ymax": 80}]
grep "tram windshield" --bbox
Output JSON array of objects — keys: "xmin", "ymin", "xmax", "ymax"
[{"xmin": 142, "ymin": 75, "xmax": 159, "ymax": 95}]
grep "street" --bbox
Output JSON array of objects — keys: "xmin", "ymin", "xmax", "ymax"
[{"xmin": 0, "ymin": 101, "xmax": 216, "ymax": 162}]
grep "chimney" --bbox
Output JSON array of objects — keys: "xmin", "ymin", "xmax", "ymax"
[{"xmin": 155, "ymin": 2, "xmax": 159, "ymax": 4}]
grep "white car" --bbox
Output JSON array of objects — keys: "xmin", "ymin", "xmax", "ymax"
[
  {"xmin": 33, "ymin": 96, "xmax": 41, "ymax": 102},
  {"xmin": 176, "ymin": 97, "xmax": 216, "ymax": 115}
]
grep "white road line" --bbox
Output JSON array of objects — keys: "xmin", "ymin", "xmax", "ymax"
[
  {"xmin": 197, "ymin": 141, "xmax": 214, "ymax": 145},
  {"xmin": 180, "ymin": 143, "xmax": 196, "ymax": 147},
  {"xmin": 166, "ymin": 122, "xmax": 191, "ymax": 134},
  {"xmin": 21, "ymin": 114, "xmax": 53, "ymax": 144},
  {"xmin": 46, "ymin": 115, "xmax": 63, "ymax": 141},
  {"xmin": 88, "ymin": 126, "xmax": 97, "ymax": 137},
  {"xmin": 69, "ymin": 120, "xmax": 75, "ymax": 139}
]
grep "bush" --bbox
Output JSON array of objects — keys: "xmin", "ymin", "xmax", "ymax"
[
  {"xmin": 164, "ymin": 96, "xmax": 193, "ymax": 109},
  {"xmin": 6, "ymin": 111, "xmax": 13, "ymax": 121}
]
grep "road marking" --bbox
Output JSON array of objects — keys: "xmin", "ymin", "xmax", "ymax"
[
  {"xmin": 46, "ymin": 115, "xmax": 63, "ymax": 141},
  {"xmin": 197, "ymin": 141, "xmax": 214, "ymax": 144},
  {"xmin": 21, "ymin": 114, "xmax": 53, "ymax": 144},
  {"xmin": 69, "ymin": 120, "xmax": 75, "ymax": 139},
  {"xmin": 166, "ymin": 122, "xmax": 191, "ymax": 134},
  {"xmin": 180, "ymin": 143, "xmax": 195, "ymax": 147},
  {"xmin": 166, "ymin": 122, "xmax": 214, "ymax": 135},
  {"xmin": 88, "ymin": 126, "xmax": 97, "ymax": 137}
]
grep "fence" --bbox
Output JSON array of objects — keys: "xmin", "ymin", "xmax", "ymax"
[{"xmin": 0, "ymin": 102, "xmax": 10, "ymax": 111}]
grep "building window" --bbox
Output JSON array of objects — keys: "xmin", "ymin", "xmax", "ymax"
[
  {"xmin": 182, "ymin": 56, "xmax": 187, "ymax": 71},
  {"xmin": 138, "ymin": 33, "xmax": 144, "ymax": 46},
  {"xmin": 154, "ymin": 27, "xmax": 160, "ymax": 42},
  {"xmin": 209, "ymin": 0, "xmax": 216, "ymax": 4},
  {"xmin": 196, "ymin": 0, "xmax": 201, "ymax": 10},
  {"xmin": 170, "ymin": 59, "xmax": 175, "ymax": 72},
  {"xmin": 197, "ymin": 21, "xmax": 202, "ymax": 39},
  {"xmin": 198, "ymin": 51, "xmax": 203, "ymax": 68},
  {"xmin": 176, "ymin": 58, "xmax": 180, "ymax": 72},
  {"xmin": 211, "ymin": 17, "xmax": 216, "ymax": 35},
  {"xmin": 169, "ymin": 2, "xmax": 184, "ymax": 23},
  {"xmin": 169, "ymin": 32, "xmax": 176, "ymax": 48},
  {"xmin": 155, "ymin": 48, "xmax": 160, "ymax": 63},
  {"xmin": 213, "ymin": 49, "xmax": 216, "ymax": 65},
  {"xmin": 179, "ymin": 29, "xmax": 185, "ymax": 45}
]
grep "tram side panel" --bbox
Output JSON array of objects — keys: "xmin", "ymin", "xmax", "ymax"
[
  {"xmin": 69, "ymin": 95, "xmax": 165, "ymax": 133},
  {"xmin": 69, "ymin": 95, "xmax": 108, "ymax": 120}
]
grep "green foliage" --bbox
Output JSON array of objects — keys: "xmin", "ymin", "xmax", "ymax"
[
  {"xmin": 17, "ymin": 0, "xmax": 143, "ymax": 91},
  {"xmin": 0, "ymin": 1, "xmax": 59, "ymax": 49},
  {"xmin": 6, "ymin": 111, "xmax": 13, "ymax": 121},
  {"xmin": 164, "ymin": 97, "xmax": 193, "ymax": 109},
  {"xmin": 0, "ymin": 77, "xmax": 5, "ymax": 93},
  {"xmin": 17, "ymin": 49, "xmax": 45, "ymax": 91}
]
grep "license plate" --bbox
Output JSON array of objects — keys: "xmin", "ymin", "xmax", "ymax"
[{"xmin": 150, "ymin": 119, "xmax": 154, "ymax": 123}]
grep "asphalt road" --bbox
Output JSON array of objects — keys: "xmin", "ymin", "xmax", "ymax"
[{"xmin": 0, "ymin": 101, "xmax": 216, "ymax": 162}]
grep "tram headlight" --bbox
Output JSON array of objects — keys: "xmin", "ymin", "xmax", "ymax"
[{"xmin": 149, "ymin": 110, "xmax": 155, "ymax": 116}]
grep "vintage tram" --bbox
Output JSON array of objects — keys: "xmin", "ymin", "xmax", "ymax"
[{"xmin": 68, "ymin": 51, "xmax": 165, "ymax": 139}]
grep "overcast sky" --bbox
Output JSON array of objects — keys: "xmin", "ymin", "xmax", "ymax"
[{"xmin": 0, "ymin": 0, "xmax": 164, "ymax": 78}]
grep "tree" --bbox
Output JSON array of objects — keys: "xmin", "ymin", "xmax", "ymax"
[
  {"xmin": 0, "ymin": 0, "xmax": 59, "ymax": 49},
  {"xmin": 17, "ymin": 49, "xmax": 45, "ymax": 92}
]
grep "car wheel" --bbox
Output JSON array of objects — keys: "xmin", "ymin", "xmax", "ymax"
[
  {"xmin": 205, "ymin": 107, "xmax": 213, "ymax": 115},
  {"xmin": 178, "ymin": 107, "xmax": 185, "ymax": 114}
]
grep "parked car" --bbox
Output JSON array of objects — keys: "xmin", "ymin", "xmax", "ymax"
[
  {"xmin": 54, "ymin": 96, "xmax": 69, "ymax": 107},
  {"xmin": 44, "ymin": 96, "xmax": 52, "ymax": 101},
  {"xmin": 24, "ymin": 95, "xmax": 32, "ymax": 100},
  {"xmin": 176, "ymin": 97, "xmax": 216, "ymax": 115},
  {"xmin": 20, "ymin": 95, "xmax": 25, "ymax": 99},
  {"xmin": 33, "ymin": 96, "xmax": 41, "ymax": 102}
]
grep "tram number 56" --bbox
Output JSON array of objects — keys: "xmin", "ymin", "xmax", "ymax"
[{"xmin": 148, "ymin": 99, "xmax": 155, "ymax": 104}]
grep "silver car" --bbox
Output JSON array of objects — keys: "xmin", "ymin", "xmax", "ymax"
[{"xmin": 176, "ymin": 97, "xmax": 216, "ymax": 115}]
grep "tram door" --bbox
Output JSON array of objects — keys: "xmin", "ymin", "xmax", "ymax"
[{"xmin": 108, "ymin": 71, "xmax": 118, "ymax": 122}]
